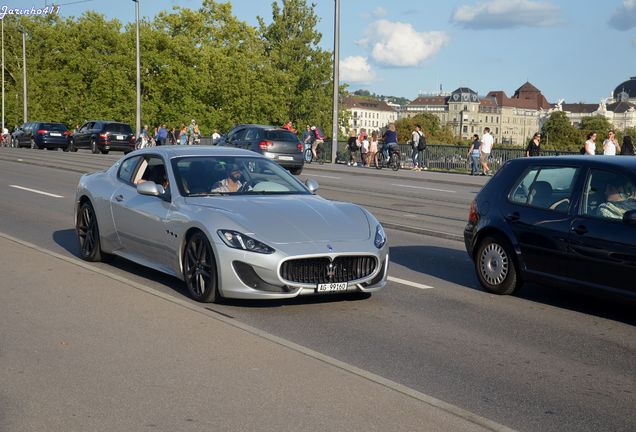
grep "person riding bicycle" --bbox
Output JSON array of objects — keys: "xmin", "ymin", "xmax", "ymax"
[{"xmin": 382, "ymin": 123, "xmax": 399, "ymax": 163}]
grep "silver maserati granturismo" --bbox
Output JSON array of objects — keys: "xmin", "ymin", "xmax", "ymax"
[{"xmin": 74, "ymin": 146, "xmax": 389, "ymax": 302}]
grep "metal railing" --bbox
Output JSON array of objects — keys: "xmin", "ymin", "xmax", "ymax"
[{"xmin": 198, "ymin": 137, "xmax": 579, "ymax": 174}]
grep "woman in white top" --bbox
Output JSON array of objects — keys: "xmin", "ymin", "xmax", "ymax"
[
  {"xmin": 584, "ymin": 131, "xmax": 597, "ymax": 155},
  {"xmin": 602, "ymin": 130, "xmax": 619, "ymax": 155}
]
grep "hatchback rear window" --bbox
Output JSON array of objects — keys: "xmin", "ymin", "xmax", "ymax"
[
  {"xmin": 39, "ymin": 123, "xmax": 67, "ymax": 131},
  {"xmin": 264, "ymin": 130, "xmax": 299, "ymax": 142},
  {"xmin": 105, "ymin": 123, "xmax": 133, "ymax": 134}
]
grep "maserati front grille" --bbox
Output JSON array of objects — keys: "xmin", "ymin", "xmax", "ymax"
[{"xmin": 280, "ymin": 256, "xmax": 377, "ymax": 284}]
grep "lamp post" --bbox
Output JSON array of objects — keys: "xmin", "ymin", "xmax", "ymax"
[
  {"xmin": 133, "ymin": 0, "xmax": 141, "ymax": 139},
  {"xmin": 331, "ymin": 0, "xmax": 340, "ymax": 163},
  {"xmin": 21, "ymin": 29, "xmax": 27, "ymax": 123},
  {"xmin": 2, "ymin": 18, "xmax": 5, "ymax": 133}
]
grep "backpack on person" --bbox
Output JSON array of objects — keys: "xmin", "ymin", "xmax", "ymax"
[{"xmin": 417, "ymin": 131, "xmax": 427, "ymax": 150}]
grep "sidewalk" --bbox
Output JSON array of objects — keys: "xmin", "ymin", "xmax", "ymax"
[{"xmin": 0, "ymin": 234, "xmax": 512, "ymax": 432}]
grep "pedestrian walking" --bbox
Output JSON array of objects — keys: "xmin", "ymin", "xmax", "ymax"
[
  {"xmin": 168, "ymin": 127, "xmax": 177, "ymax": 145},
  {"xmin": 411, "ymin": 124, "xmax": 427, "ymax": 171},
  {"xmin": 584, "ymin": 131, "xmax": 597, "ymax": 155},
  {"xmin": 620, "ymin": 135, "xmax": 634, "ymax": 155},
  {"xmin": 157, "ymin": 124, "xmax": 168, "ymax": 146},
  {"xmin": 369, "ymin": 130, "xmax": 379, "ymax": 168},
  {"xmin": 603, "ymin": 130, "xmax": 619, "ymax": 155},
  {"xmin": 311, "ymin": 126, "xmax": 324, "ymax": 161},
  {"xmin": 526, "ymin": 132, "xmax": 541, "ymax": 157},
  {"xmin": 179, "ymin": 123, "xmax": 188, "ymax": 145},
  {"xmin": 467, "ymin": 134, "xmax": 481, "ymax": 175},
  {"xmin": 359, "ymin": 128, "xmax": 369, "ymax": 166},
  {"xmin": 211, "ymin": 129, "xmax": 221, "ymax": 145},
  {"xmin": 480, "ymin": 127, "xmax": 494, "ymax": 175},
  {"xmin": 347, "ymin": 129, "xmax": 359, "ymax": 166}
]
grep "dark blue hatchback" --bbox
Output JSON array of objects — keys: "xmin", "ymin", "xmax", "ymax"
[{"xmin": 465, "ymin": 156, "xmax": 636, "ymax": 299}]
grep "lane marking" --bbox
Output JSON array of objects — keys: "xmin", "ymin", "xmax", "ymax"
[
  {"xmin": 391, "ymin": 183, "xmax": 456, "ymax": 193},
  {"xmin": 9, "ymin": 185, "xmax": 64, "ymax": 198},
  {"xmin": 308, "ymin": 174, "xmax": 341, "ymax": 180},
  {"xmin": 388, "ymin": 276, "xmax": 434, "ymax": 290}
]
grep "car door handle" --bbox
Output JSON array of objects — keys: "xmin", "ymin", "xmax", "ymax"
[
  {"xmin": 571, "ymin": 225, "xmax": 588, "ymax": 235},
  {"xmin": 505, "ymin": 212, "xmax": 520, "ymax": 222},
  {"xmin": 114, "ymin": 194, "xmax": 124, "ymax": 202}
]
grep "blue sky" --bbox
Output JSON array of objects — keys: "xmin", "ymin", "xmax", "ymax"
[{"xmin": 23, "ymin": 0, "xmax": 636, "ymax": 103}]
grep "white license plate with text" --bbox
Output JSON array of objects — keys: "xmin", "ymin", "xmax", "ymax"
[
  {"xmin": 116, "ymin": 135, "xmax": 125, "ymax": 140},
  {"xmin": 50, "ymin": 132, "xmax": 62, "ymax": 136},
  {"xmin": 317, "ymin": 282, "xmax": 348, "ymax": 292},
  {"xmin": 278, "ymin": 156, "xmax": 294, "ymax": 161}
]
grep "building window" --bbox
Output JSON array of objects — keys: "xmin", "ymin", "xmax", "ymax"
[{"xmin": 463, "ymin": 126, "xmax": 468, "ymax": 133}]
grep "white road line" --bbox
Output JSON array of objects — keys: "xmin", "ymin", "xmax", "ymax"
[
  {"xmin": 391, "ymin": 183, "xmax": 456, "ymax": 193},
  {"xmin": 9, "ymin": 185, "xmax": 64, "ymax": 198},
  {"xmin": 308, "ymin": 174, "xmax": 342, "ymax": 180},
  {"xmin": 388, "ymin": 276, "xmax": 434, "ymax": 290}
]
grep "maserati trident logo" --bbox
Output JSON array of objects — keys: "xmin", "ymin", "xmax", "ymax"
[{"xmin": 326, "ymin": 263, "xmax": 336, "ymax": 281}]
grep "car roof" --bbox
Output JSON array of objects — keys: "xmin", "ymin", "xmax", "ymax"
[
  {"xmin": 128, "ymin": 145, "xmax": 264, "ymax": 160},
  {"xmin": 230, "ymin": 124, "xmax": 291, "ymax": 131},
  {"xmin": 507, "ymin": 155, "xmax": 636, "ymax": 171}
]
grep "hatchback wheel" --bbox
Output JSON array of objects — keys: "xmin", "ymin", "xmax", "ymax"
[
  {"xmin": 183, "ymin": 231, "xmax": 220, "ymax": 303},
  {"xmin": 475, "ymin": 236, "xmax": 521, "ymax": 295},
  {"xmin": 76, "ymin": 201, "xmax": 105, "ymax": 262}
]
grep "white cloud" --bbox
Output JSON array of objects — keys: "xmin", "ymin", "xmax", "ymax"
[
  {"xmin": 609, "ymin": 0, "xmax": 636, "ymax": 30},
  {"xmin": 340, "ymin": 56, "xmax": 376, "ymax": 84},
  {"xmin": 371, "ymin": 6, "xmax": 387, "ymax": 19},
  {"xmin": 451, "ymin": 0, "xmax": 561, "ymax": 29},
  {"xmin": 368, "ymin": 20, "xmax": 449, "ymax": 67}
]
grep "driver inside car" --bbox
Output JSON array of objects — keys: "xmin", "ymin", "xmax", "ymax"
[{"xmin": 211, "ymin": 164, "xmax": 248, "ymax": 193}]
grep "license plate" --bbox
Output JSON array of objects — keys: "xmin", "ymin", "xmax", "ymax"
[
  {"xmin": 50, "ymin": 132, "xmax": 61, "ymax": 136},
  {"xmin": 317, "ymin": 282, "xmax": 348, "ymax": 292},
  {"xmin": 116, "ymin": 135, "xmax": 125, "ymax": 140},
  {"xmin": 279, "ymin": 156, "xmax": 293, "ymax": 161}
]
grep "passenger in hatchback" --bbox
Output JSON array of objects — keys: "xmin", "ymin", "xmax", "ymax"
[{"xmin": 598, "ymin": 181, "xmax": 636, "ymax": 219}]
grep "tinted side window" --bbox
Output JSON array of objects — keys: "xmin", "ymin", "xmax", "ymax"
[
  {"xmin": 231, "ymin": 128, "xmax": 248, "ymax": 141},
  {"xmin": 244, "ymin": 128, "xmax": 260, "ymax": 140},
  {"xmin": 509, "ymin": 166, "xmax": 578, "ymax": 212},
  {"xmin": 118, "ymin": 156, "xmax": 141, "ymax": 184},
  {"xmin": 580, "ymin": 169, "xmax": 636, "ymax": 220}
]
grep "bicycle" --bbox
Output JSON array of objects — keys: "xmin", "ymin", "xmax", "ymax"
[
  {"xmin": 376, "ymin": 146, "xmax": 401, "ymax": 171},
  {"xmin": 304, "ymin": 141, "xmax": 324, "ymax": 165}
]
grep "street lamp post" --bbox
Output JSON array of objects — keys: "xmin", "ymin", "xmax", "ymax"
[
  {"xmin": 133, "ymin": 0, "xmax": 141, "ymax": 139},
  {"xmin": 21, "ymin": 29, "xmax": 27, "ymax": 123},
  {"xmin": 331, "ymin": 0, "xmax": 340, "ymax": 163},
  {"xmin": 2, "ymin": 18, "xmax": 5, "ymax": 133}
]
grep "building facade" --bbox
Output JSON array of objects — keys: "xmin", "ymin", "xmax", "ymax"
[
  {"xmin": 404, "ymin": 82, "xmax": 551, "ymax": 145},
  {"xmin": 343, "ymin": 96, "xmax": 398, "ymax": 135}
]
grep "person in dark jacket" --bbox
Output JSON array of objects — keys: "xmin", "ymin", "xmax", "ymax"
[
  {"xmin": 526, "ymin": 132, "xmax": 541, "ymax": 157},
  {"xmin": 620, "ymin": 135, "xmax": 634, "ymax": 155}
]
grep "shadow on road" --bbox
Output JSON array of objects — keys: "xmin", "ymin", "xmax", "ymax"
[{"xmin": 391, "ymin": 244, "xmax": 636, "ymax": 326}]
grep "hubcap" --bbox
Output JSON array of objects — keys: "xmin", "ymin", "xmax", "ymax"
[{"xmin": 480, "ymin": 243, "xmax": 509, "ymax": 285}]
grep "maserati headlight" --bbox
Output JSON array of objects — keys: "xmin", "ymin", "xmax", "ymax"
[
  {"xmin": 374, "ymin": 224, "xmax": 386, "ymax": 249},
  {"xmin": 217, "ymin": 230, "xmax": 275, "ymax": 254}
]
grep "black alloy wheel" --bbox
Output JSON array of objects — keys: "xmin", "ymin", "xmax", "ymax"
[
  {"xmin": 76, "ymin": 201, "xmax": 104, "ymax": 262},
  {"xmin": 183, "ymin": 231, "xmax": 220, "ymax": 303},
  {"xmin": 91, "ymin": 139, "xmax": 99, "ymax": 154}
]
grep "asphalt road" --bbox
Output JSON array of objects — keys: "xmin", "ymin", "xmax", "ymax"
[{"xmin": 0, "ymin": 148, "xmax": 634, "ymax": 432}]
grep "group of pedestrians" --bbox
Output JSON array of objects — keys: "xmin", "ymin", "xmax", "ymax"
[
  {"xmin": 136, "ymin": 120, "xmax": 206, "ymax": 148},
  {"xmin": 583, "ymin": 130, "xmax": 634, "ymax": 155},
  {"xmin": 346, "ymin": 123, "xmax": 404, "ymax": 169},
  {"xmin": 466, "ymin": 127, "xmax": 494, "ymax": 176}
]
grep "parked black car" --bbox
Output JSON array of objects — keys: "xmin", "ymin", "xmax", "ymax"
[
  {"xmin": 465, "ymin": 156, "xmax": 636, "ymax": 300},
  {"xmin": 70, "ymin": 120, "xmax": 135, "ymax": 154},
  {"xmin": 218, "ymin": 124, "xmax": 304, "ymax": 175},
  {"xmin": 12, "ymin": 121, "xmax": 70, "ymax": 150}
]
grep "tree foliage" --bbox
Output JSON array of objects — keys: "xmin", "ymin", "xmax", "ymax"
[
  {"xmin": 2, "ymin": 0, "xmax": 336, "ymax": 136},
  {"xmin": 541, "ymin": 111, "xmax": 582, "ymax": 151},
  {"xmin": 394, "ymin": 113, "xmax": 455, "ymax": 144}
]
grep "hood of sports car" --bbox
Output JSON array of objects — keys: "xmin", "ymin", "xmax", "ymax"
[{"xmin": 185, "ymin": 195, "xmax": 372, "ymax": 245}]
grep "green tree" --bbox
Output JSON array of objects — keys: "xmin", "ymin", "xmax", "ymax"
[
  {"xmin": 395, "ymin": 113, "xmax": 454, "ymax": 144},
  {"xmin": 258, "ymin": 0, "xmax": 333, "ymax": 133},
  {"xmin": 541, "ymin": 111, "xmax": 581, "ymax": 151},
  {"xmin": 580, "ymin": 115, "xmax": 613, "ymax": 144}
]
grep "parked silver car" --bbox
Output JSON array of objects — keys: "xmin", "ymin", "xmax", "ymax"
[{"xmin": 75, "ymin": 146, "xmax": 389, "ymax": 302}]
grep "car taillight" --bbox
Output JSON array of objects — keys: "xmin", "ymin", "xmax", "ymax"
[
  {"xmin": 37, "ymin": 129, "xmax": 47, "ymax": 135},
  {"xmin": 99, "ymin": 133, "xmax": 108, "ymax": 139},
  {"xmin": 468, "ymin": 200, "xmax": 479, "ymax": 223},
  {"xmin": 297, "ymin": 143, "xmax": 303, "ymax": 152},
  {"xmin": 259, "ymin": 140, "xmax": 273, "ymax": 150}
]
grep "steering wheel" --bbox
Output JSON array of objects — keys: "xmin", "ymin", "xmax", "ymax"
[{"xmin": 237, "ymin": 180, "xmax": 255, "ymax": 193}]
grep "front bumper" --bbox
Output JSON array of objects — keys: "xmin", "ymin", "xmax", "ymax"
[{"xmin": 210, "ymin": 240, "xmax": 389, "ymax": 300}]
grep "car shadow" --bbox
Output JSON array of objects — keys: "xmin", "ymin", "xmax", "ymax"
[
  {"xmin": 391, "ymin": 245, "xmax": 636, "ymax": 326},
  {"xmin": 52, "ymin": 228, "xmax": 372, "ymax": 309}
]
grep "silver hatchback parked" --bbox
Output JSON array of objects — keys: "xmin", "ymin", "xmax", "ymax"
[{"xmin": 218, "ymin": 124, "xmax": 305, "ymax": 175}]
